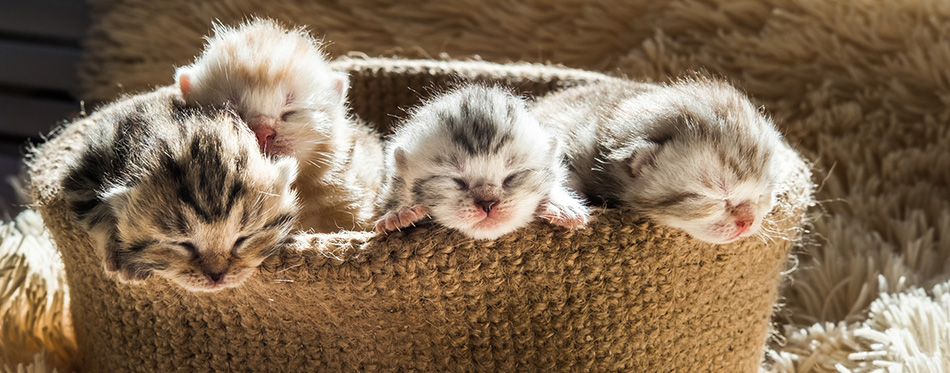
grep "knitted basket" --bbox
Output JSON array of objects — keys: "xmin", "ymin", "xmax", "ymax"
[{"xmin": 29, "ymin": 58, "xmax": 813, "ymax": 372}]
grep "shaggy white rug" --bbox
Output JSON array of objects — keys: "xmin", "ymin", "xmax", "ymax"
[
  {"xmin": 0, "ymin": 210, "xmax": 73, "ymax": 372},
  {"xmin": 3, "ymin": 0, "xmax": 950, "ymax": 371}
]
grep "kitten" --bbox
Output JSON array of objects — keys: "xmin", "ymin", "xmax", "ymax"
[
  {"xmin": 174, "ymin": 18, "xmax": 382, "ymax": 233},
  {"xmin": 532, "ymin": 77, "xmax": 785, "ymax": 244},
  {"xmin": 375, "ymin": 84, "xmax": 589, "ymax": 240},
  {"xmin": 62, "ymin": 87, "xmax": 300, "ymax": 292}
]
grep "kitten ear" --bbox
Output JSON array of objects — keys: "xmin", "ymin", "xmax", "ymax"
[
  {"xmin": 175, "ymin": 66, "xmax": 193, "ymax": 98},
  {"xmin": 393, "ymin": 147, "xmax": 409, "ymax": 174},
  {"xmin": 329, "ymin": 71, "xmax": 349, "ymax": 105},
  {"xmin": 629, "ymin": 142, "xmax": 661, "ymax": 178}
]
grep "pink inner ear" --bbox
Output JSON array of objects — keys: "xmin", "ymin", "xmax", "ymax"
[
  {"xmin": 178, "ymin": 72, "xmax": 192, "ymax": 98},
  {"xmin": 334, "ymin": 77, "xmax": 347, "ymax": 100}
]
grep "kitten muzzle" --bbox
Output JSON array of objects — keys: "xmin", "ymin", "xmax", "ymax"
[
  {"xmin": 728, "ymin": 201, "xmax": 755, "ymax": 234},
  {"xmin": 248, "ymin": 116, "xmax": 278, "ymax": 154},
  {"xmin": 471, "ymin": 187, "xmax": 501, "ymax": 214},
  {"xmin": 475, "ymin": 199, "xmax": 498, "ymax": 213},
  {"xmin": 200, "ymin": 254, "xmax": 230, "ymax": 284},
  {"xmin": 469, "ymin": 200, "xmax": 509, "ymax": 225},
  {"xmin": 205, "ymin": 271, "xmax": 226, "ymax": 283}
]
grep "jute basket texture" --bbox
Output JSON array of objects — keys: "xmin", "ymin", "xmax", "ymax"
[{"xmin": 28, "ymin": 57, "xmax": 814, "ymax": 372}]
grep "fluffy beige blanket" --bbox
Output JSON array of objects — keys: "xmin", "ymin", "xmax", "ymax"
[{"xmin": 3, "ymin": 0, "xmax": 949, "ymax": 371}]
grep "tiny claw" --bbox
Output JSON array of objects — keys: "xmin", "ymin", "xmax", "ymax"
[
  {"xmin": 374, "ymin": 205, "xmax": 429, "ymax": 234},
  {"xmin": 538, "ymin": 197, "xmax": 590, "ymax": 230}
]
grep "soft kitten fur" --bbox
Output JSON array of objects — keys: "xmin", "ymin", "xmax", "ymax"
[
  {"xmin": 62, "ymin": 86, "xmax": 299, "ymax": 292},
  {"xmin": 375, "ymin": 84, "xmax": 589, "ymax": 240},
  {"xmin": 532, "ymin": 77, "xmax": 785, "ymax": 244},
  {"xmin": 175, "ymin": 18, "xmax": 383, "ymax": 232}
]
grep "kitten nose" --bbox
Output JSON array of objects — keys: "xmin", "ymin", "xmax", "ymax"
[
  {"xmin": 253, "ymin": 126, "xmax": 277, "ymax": 152},
  {"xmin": 206, "ymin": 271, "xmax": 225, "ymax": 283},
  {"xmin": 476, "ymin": 199, "xmax": 498, "ymax": 213},
  {"xmin": 730, "ymin": 202, "xmax": 755, "ymax": 232},
  {"xmin": 248, "ymin": 116, "xmax": 277, "ymax": 153}
]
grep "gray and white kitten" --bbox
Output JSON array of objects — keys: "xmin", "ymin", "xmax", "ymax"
[
  {"xmin": 175, "ymin": 18, "xmax": 382, "ymax": 233},
  {"xmin": 62, "ymin": 87, "xmax": 299, "ymax": 292},
  {"xmin": 375, "ymin": 84, "xmax": 589, "ymax": 240},
  {"xmin": 533, "ymin": 77, "xmax": 785, "ymax": 244}
]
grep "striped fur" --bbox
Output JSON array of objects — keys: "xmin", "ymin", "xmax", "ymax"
[{"xmin": 61, "ymin": 87, "xmax": 299, "ymax": 292}]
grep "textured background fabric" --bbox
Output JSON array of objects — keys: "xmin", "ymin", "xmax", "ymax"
[
  {"xmin": 16, "ymin": 0, "xmax": 949, "ymax": 370},
  {"xmin": 28, "ymin": 58, "xmax": 812, "ymax": 372}
]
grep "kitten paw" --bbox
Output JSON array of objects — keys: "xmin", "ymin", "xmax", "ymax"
[
  {"xmin": 538, "ymin": 193, "xmax": 590, "ymax": 230},
  {"xmin": 375, "ymin": 205, "xmax": 428, "ymax": 233}
]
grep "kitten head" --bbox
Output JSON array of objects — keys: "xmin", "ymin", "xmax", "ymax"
[
  {"xmin": 175, "ymin": 18, "xmax": 348, "ymax": 160},
  {"xmin": 103, "ymin": 111, "xmax": 299, "ymax": 292},
  {"xmin": 390, "ymin": 85, "xmax": 560, "ymax": 240},
  {"xmin": 616, "ymin": 78, "xmax": 783, "ymax": 244}
]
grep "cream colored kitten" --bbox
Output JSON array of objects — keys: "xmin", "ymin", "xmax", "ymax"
[{"xmin": 175, "ymin": 18, "xmax": 383, "ymax": 233}]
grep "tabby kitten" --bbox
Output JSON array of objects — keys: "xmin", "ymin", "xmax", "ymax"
[{"xmin": 62, "ymin": 87, "xmax": 299, "ymax": 292}]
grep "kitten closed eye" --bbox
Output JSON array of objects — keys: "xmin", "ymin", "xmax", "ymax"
[
  {"xmin": 502, "ymin": 170, "xmax": 531, "ymax": 189},
  {"xmin": 178, "ymin": 242, "xmax": 199, "ymax": 257},
  {"xmin": 231, "ymin": 235, "xmax": 251, "ymax": 254},
  {"xmin": 280, "ymin": 111, "xmax": 298, "ymax": 122}
]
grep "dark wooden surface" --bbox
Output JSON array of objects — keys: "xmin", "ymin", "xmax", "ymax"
[{"xmin": 0, "ymin": 0, "xmax": 89, "ymax": 216}]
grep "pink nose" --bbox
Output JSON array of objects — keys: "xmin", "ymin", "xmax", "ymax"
[
  {"xmin": 730, "ymin": 202, "xmax": 755, "ymax": 233},
  {"xmin": 734, "ymin": 217, "xmax": 752, "ymax": 231},
  {"xmin": 248, "ymin": 116, "xmax": 278, "ymax": 154},
  {"xmin": 254, "ymin": 126, "xmax": 276, "ymax": 153}
]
